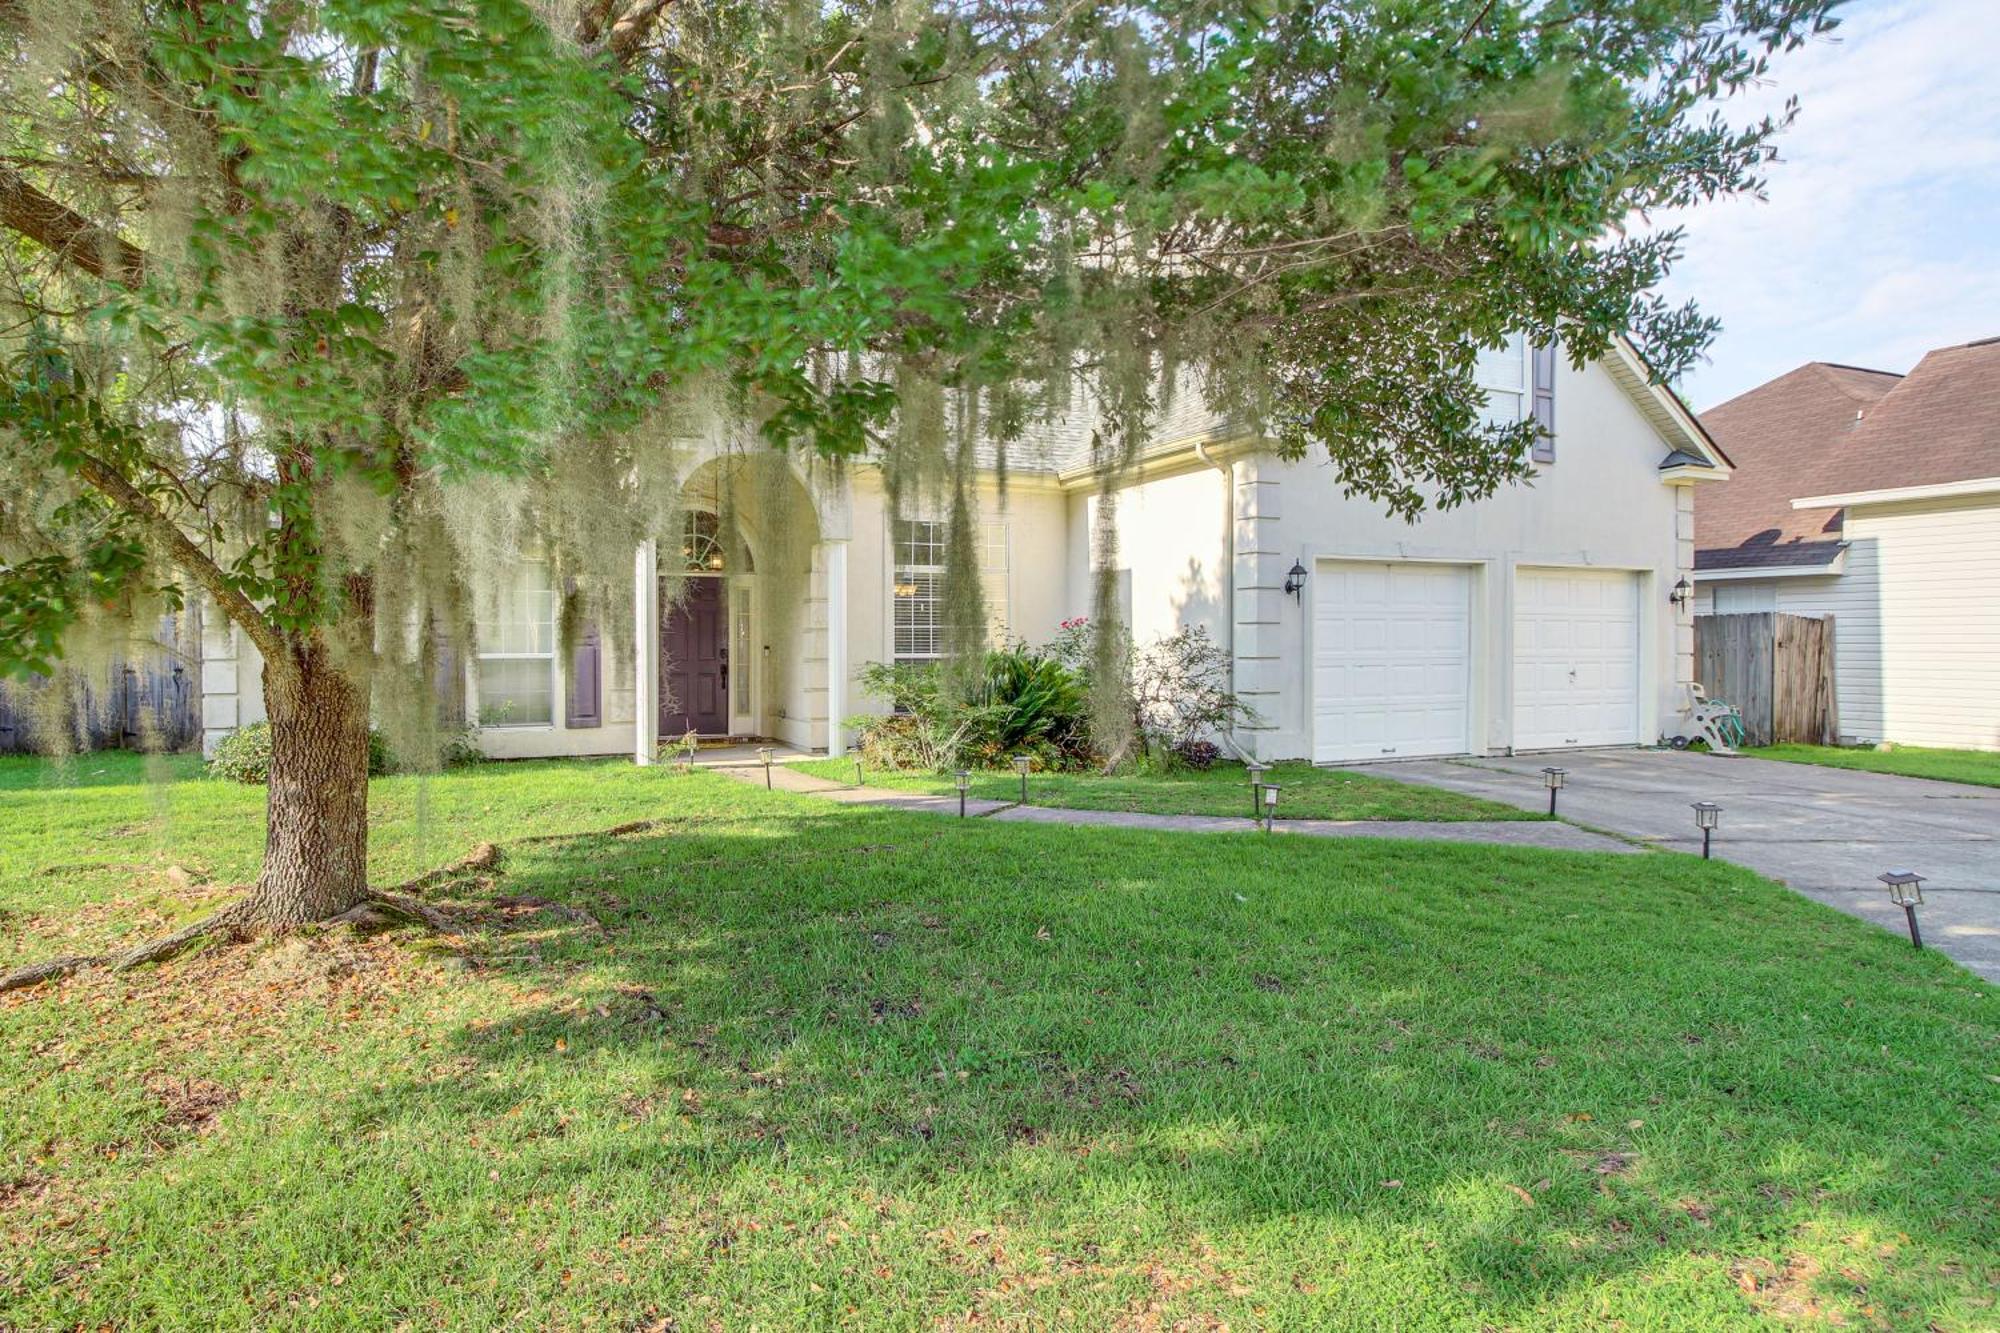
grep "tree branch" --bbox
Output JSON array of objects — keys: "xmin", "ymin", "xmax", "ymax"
[
  {"xmin": 71, "ymin": 453, "xmax": 293, "ymax": 672},
  {"xmin": 0, "ymin": 168, "xmax": 148, "ymax": 285}
]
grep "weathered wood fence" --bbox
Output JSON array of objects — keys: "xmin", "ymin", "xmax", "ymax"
[
  {"xmin": 1693, "ymin": 612, "xmax": 1839, "ymax": 747},
  {"xmin": 0, "ymin": 619, "xmax": 202, "ymax": 755}
]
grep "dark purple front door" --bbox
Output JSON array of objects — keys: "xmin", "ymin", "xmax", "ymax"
[{"xmin": 662, "ymin": 578, "xmax": 728, "ymax": 735}]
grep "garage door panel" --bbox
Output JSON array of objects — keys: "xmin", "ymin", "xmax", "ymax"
[
  {"xmin": 1513, "ymin": 567, "xmax": 1640, "ymax": 751},
  {"xmin": 1314, "ymin": 561, "xmax": 1473, "ymax": 764}
]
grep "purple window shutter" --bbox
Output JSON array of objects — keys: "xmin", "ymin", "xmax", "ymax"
[
  {"xmin": 432, "ymin": 623, "xmax": 466, "ymax": 724},
  {"xmin": 566, "ymin": 624, "xmax": 602, "ymax": 728},
  {"xmin": 1530, "ymin": 342, "xmax": 1557, "ymax": 463}
]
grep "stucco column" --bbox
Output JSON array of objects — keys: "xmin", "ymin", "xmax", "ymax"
[
  {"xmin": 633, "ymin": 538, "xmax": 658, "ymax": 765},
  {"xmin": 824, "ymin": 536, "xmax": 850, "ymax": 756}
]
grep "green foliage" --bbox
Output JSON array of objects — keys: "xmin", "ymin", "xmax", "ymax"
[
  {"xmin": 204, "ymin": 724, "xmax": 278, "ymax": 785},
  {"xmin": 205, "ymin": 721, "xmax": 475, "ymax": 784},
  {"xmin": 851, "ymin": 646, "xmax": 1092, "ymax": 772}
]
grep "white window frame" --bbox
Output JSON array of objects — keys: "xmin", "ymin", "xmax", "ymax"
[
  {"xmin": 1476, "ymin": 332, "xmax": 1528, "ymax": 429},
  {"xmin": 473, "ymin": 557, "xmax": 558, "ymax": 728},
  {"xmin": 890, "ymin": 514, "xmax": 1009, "ymax": 666}
]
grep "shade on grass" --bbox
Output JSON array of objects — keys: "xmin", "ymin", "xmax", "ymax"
[
  {"xmin": 2, "ymin": 756, "xmax": 1994, "ymax": 1329},
  {"xmin": 1746, "ymin": 743, "xmax": 2000, "ymax": 790},
  {"xmin": 793, "ymin": 756, "xmax": 1539, "ymax": 822}
]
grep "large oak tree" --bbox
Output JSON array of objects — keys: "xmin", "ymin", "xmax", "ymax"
[{"xmin": 0, "ymin": 0, "xmax": 1834, "ymax": 988}]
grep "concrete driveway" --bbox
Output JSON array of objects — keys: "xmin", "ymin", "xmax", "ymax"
[{"xmin": 1375, "ymin": 749, "xmax": 2000, "ymax": 981}]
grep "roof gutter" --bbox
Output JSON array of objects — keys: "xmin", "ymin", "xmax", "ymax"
[{"xmin": 1694, "ymin": 551, "xmax": 1847, "ymax": 581}]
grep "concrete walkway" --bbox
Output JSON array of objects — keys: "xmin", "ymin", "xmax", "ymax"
[
  {"xmin": 723, "ymin": 760, "xmax": 1636, "ymax": 853},
  {"xmin": 1372, "ymin": 750, "xmax": 2000, "ymax": 981}
]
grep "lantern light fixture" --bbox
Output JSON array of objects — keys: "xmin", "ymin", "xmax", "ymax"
[
  {"xmin": 1691, "ymin": 801, "xmax": 1720, "ymax": 858},
  {"xmin": 1262, "ymin": 782, "xmax": 1280, "ymax": 832},
  {"xmin": 1284, "ymin": 560, "xmax": 1309, "ymax": 601},
  {"xmin": 1879, "ymin": 870, "xmax": 1925, "ymax": 949},
  {"xmin": 955, "ymin": 768, "xmax": 972, "ymax": 818},
  {"xmin": 1670, "ymin": 576, "xmax": 1693, "ymax": 608},
  {"xmin": 853, "ymin": 756, "xmax": 864, "ymax": 788},
  {"xmin": 1541, "ymin": 766, "xmax": 1566, "ymax": 816},
  {"xmin": 757, "ymin": 745, "xmax": 774, "ymax": 789},
  {"xmin": 1012, "ymin": 753, "xmax": 1032, "ymax": 803},
  {"xmin": 1246, "ymin": 761, "xmax": 1269, "ymax": 818}
]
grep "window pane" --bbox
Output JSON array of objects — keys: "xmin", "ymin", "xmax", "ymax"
[{"xmin": 478, "ymin": 658, "xmax": 552, "ymax": 725}]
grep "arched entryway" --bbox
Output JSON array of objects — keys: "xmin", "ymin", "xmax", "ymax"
[{"xmin": 634, "ymin": 450, "xmax": 841, "ymax": 761}]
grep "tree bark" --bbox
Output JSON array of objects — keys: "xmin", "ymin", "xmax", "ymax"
[{"xmin": 245, "ymin": 639, "xmax": 372, "ymax": 926}]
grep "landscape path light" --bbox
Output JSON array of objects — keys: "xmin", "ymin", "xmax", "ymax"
[
  {"xmin": 1245, "ymin": 761, "xmax": 1269, "ymax": 818},
  {"xmin": 853, "ymin": 756, "xmax": 864, "ymax": 788},
  {"xmin": 955, "ymin": 768, "xmax": 971, "ymax": 818},
  {"xmin": 758, "ymin": 745, "xmax": 774, "ymax": 790},
  {"xmin": 1541, "ymin": 766, "xmax": 1566, "ymax": 816},
  {"xmin": 1262, "ymin": 782, "xmax": 1280, "ymax": 833},
  {"xmin": 1691, "ymin": 801, "xmax": 1720, "ymax": 859},
  {"xmin": 1012, "ymin": 753, "xmax": 1032, "ymax": 804},
  {"xmin": 1879, "ymin": 870, "xmax": 1925, "ymax": 949}
]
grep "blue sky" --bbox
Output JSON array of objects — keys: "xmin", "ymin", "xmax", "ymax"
[{"xmin": 1649, "ymin": 0, "xmax": 2000, "ymax": 411}]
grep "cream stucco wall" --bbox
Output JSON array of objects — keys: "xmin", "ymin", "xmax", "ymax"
[{"xmin": 1075, "ymin": 355, "xmax": 1701, "ymax": 761}]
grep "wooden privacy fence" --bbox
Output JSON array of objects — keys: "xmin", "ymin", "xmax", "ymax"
[{"xmin": 1693, "ymin": 612, "xmax": 1839, "ymax": 747}]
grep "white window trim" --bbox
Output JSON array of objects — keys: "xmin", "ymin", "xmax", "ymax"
[{"xmin": 473, "ymin": 558, "xmax": 560, "ymax": 729}]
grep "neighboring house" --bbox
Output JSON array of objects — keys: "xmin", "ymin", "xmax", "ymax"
[
  {"xmin": 200, "ymin": 335, "xmax": 1727, "ymax": 764},
  {"xmin": 1694, "ymin": 336, "xmax": 2000, "ymax": 750}
]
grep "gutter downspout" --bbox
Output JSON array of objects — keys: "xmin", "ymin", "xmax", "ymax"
[{"xmin": 1194, "ymin": 440, "xmax": 1249, "ymax": 762}]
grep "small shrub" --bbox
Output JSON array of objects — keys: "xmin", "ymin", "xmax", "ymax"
[
  {"xmin": 851, "ymin": 648, "xmax": 1093, "ymax": 773},
  {"xmin": 206, "ymin": 721, "xmax": 457, "ymax": 784},
  {"xmin": 207, "ymin": 721, "xmax": 275, "ymax": 784},
  {"xmin": 1172, "ymin": 738, "xmax": 1222, "ymax": 770}
]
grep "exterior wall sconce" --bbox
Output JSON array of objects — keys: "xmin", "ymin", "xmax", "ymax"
[
  {"xmin": 1262, "ymin": 782, "xmax": 1280, "ymax": 832},
  {"xmin": 1691, "ymin": 801, "xmax": 1720, "ymax": 858},
  {"xmin": 1284, "ymin": 560, "xmax": 1309, "ymax": 601},
  {"xmin": 1669, "ymin": 576, "xmax": 1693, "ymax": 608},
  {"xmin": 1541, "ymin": 766, "xmax": 1566, "ymax": 816},
  {"xmin": 757, "ymin": 745, "xmax": 774, "ymax": 789},
  {"xmin": 1879, "ymin": 870, "xmax": 1924, "ymax": 949},
  {"xmin": 1012, "ymin": 753, "xmax": 1032, "ymax": 804},
  {"xmin": 955, "ymin": 768, "xmax": 971, "ymax": 817}
]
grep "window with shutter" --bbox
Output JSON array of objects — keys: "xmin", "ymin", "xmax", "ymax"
[{"xmin": 1530, "ymin": 342, "xmax": 1557, "ymax": 463}]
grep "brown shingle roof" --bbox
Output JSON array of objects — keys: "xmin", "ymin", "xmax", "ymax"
[
  {"xmin": 1798, "ymin": 337, "xmax": 2000, "ymax": 497},
  {"xmin": 1695, "ymin": 362, "xmax": 1900, "ymax": 571}
]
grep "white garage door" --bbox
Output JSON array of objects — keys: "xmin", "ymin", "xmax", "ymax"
[
  {"xmin": 1313, "ymin": 561, "xmax": 1472, "ymax": 763},
  {"xmin": 1513, "ymin": 567, "xmax": 1640, "ymax": 750}
]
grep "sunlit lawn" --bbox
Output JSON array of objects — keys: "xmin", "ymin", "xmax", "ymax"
[
  {"xmin": 792, "ymin": 756, "xmax": 1537, "ymax": 822},
  {"xmin": 1746, "ymin": 742, "xmax": 2000, "ymax": 789},
  {"xmin": 2, "ymin": 753, "xmax": 1995, "ymax": 1329}
]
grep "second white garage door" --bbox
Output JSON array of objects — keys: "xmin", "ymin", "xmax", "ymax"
[
  {"xmin": 1313, "ymin": 561, "xmax": 1472, "ymax": 763},
  {"xmin": 1513, "ymin": 567, "xmax": 1641, "ymax": 750}
]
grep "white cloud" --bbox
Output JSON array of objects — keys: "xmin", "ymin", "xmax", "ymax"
[{"xmin": 1645, "ymin": 0, "xmax": 2000, "ymax": 408}]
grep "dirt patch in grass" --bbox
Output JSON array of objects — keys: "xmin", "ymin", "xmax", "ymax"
[
  {"xmin": 144, "ymin": 1074, "xmax": 238, "ymax": 1135},
  {"xmin": 1732, "ymin": 1253, "xmax": 1828, "ymax": 1320}
]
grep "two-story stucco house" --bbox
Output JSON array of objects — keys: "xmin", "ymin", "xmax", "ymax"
[{"xmin": 199, "ymin": 335, "xmax": 1728, "ymax": 764}]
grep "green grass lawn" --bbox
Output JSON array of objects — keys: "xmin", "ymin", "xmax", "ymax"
[
  {"xmin": 792, "ymin": 756, "xmax": 1537, "ymax": 822},
  {"xmin": 3, "ymin": 754, "xmax": 1996, "ymax": 1329},
  {"xmin": 1746, "ymin": 742, "xmax": 2000, "ymax": 789}
]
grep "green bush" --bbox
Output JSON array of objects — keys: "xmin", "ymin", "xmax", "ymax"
[
  {"xmin": 206, "ymin": 721, "xmax": 479, "ymax": 784},
  {"xmin": 851, "ymin": 647, "xmax": 1092, "ymax": 773}
]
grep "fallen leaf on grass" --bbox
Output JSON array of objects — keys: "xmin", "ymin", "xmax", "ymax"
[{"xmin": 1504, "ymin": 1183, "xmax": 1535, "ymax": 1207}]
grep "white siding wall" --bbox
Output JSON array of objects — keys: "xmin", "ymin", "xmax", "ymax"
[{"xmin": 1827, "ymin": 496, "xmax": 2000, "ymax": 749}]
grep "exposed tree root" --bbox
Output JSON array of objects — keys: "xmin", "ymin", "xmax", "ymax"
[
  {"xmin": 4, "ymin": 816, "xmax": 651, "ymax": 995},
  {"xmin": 0, "ymin": 901, "xmax": 249, "ymax": 994}
]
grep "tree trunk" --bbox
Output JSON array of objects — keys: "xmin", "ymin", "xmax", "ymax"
[{"xmin": 247, "ymin": 641, "xmax": 372, "ymax": 926}]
